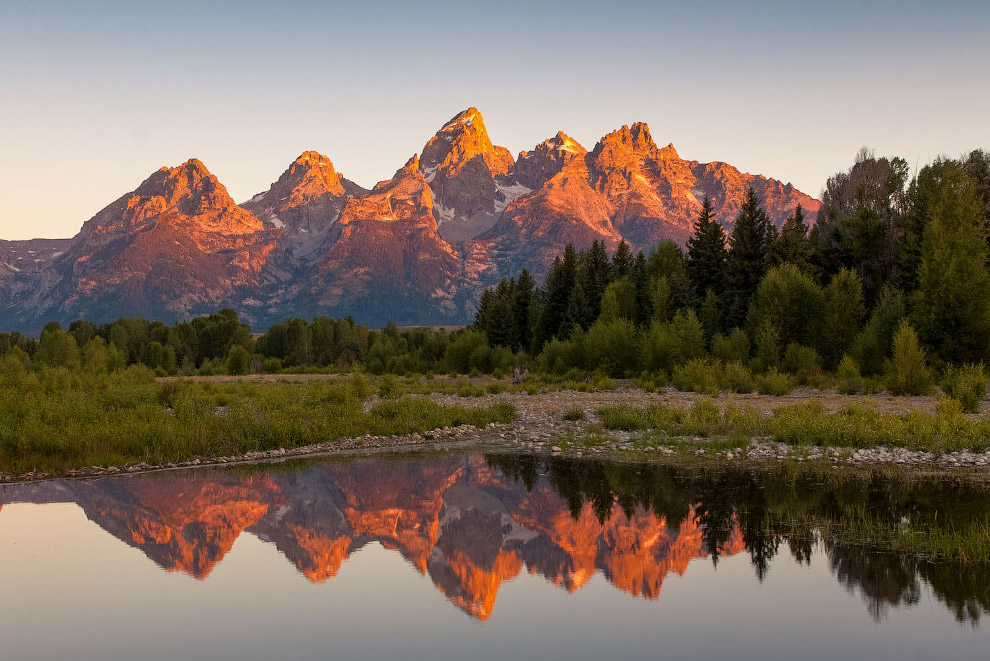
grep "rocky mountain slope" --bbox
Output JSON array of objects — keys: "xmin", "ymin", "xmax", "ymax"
[{"xmin": 0, "ymin": 108, "xmax": 819, "ymax": 329}]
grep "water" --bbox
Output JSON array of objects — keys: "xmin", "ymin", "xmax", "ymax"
[{"xmin": 1, "ymin": 452, "xmax": 987, "ymax": 660}]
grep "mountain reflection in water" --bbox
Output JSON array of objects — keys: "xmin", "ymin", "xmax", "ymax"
[{"xmin": 1, "ymin": 453, "xmax": 988, "ymax": 625}]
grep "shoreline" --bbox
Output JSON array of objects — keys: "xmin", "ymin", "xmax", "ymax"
[{"xmin": 4, "ymin": 385, "xmax": 990, "ymax": 485}]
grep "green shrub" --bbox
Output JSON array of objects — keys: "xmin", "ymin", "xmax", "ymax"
[
  {"xmin": 757, "ymin": 368, "xmax": 793, "ymax": 396},
  {"xmin": 711, "ymin": 328, "xmax": 750, "ymax": 364},
  {"xmin": 836, "ymin": 355, "xmax": 864, "ymax": 395},
  {"xmin": 641, "ymin": 310, "xmax": 705, "ymax": 373},
  {"xmin": 593, "ymin": 375, "xmax": 617, "ymax": 390},
  {"xmin": 684, "ymin": 398, "xmax": 722, "ymax": 434},
  {"xmin": 562, "ymin": 408, "xmax": 586, "ymax": 421},
  {"xmin": 446, "ymin": 330, "xmax": 488, "ymax": 374},
  {"xmin": 646, "ymin": 404, "xmax": 684, "ymax": 428},
  {"xmin": 724, "ymin": 361, "xmax": 755, "ymax": 393},
  {"xmin": 672, "ymin": 358, "xmax": 722, "ymax": 397},
  {"xmin": 225, "ymin": 346, "xmax": 251, "ymax": 376},
  {"xmin": 783, "ymin": 343, "xmax": 821, "ymax": 375},
  {"xmin": 597, "ymin": 405, "xmax": 647, "ymax": 431},
  {"xmin": 849, "ymin": 288, "xmax": 906, "ymax": 376},
  {"xmin": 749, "ymin": 263, "xmax": 825, "ymax": 349},
  {"xmin": 261, "ymin": 357, "xmax": 283, "ymax": 374},
  {"xmin": 585, "ymin": 318, "xmax": 640, "ymax": 377},
  {"xmin": 377, "ymin": 376, "xmax": 400, "ymax": 400},
  {"xmin": 753, "ymin": 318, "xmax": 782, "ymax": 370},
  {"xmin": 942, "ymin": 363, "xmax": 987, "ymax": 413},
  {"xmin": 348, "ymin": 372, "xmax": 373, "ymax": 398},
  {"xmin": 885, "ymin": 320, "xmax": 934, "ymax": 396}
]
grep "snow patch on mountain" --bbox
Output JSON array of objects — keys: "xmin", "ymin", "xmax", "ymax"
[{"xmin": 494, "ymin": 182, "xmax": 533, "ymax": 212}]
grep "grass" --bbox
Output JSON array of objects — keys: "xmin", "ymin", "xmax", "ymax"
[
  {"xmin": 562, "ymin": 408, "xmax": 586, "ymax": 421},
  {"xmin": 0, "ymin": 364, "xmax": 516, "ymax": 474},
  {"xmin": 592, "ymin": 397, "xmax": 990, "ymax": 453},
  {"xmin": 597, "ymin": 405, "xmax": 648, "ymax": 431}
]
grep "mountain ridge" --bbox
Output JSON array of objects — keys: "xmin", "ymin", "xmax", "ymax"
[{"xmin": 0, "ymin": 108, "xmax": 819, "ymax": 330}]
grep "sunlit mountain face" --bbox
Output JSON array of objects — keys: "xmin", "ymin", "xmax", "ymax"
[
  {"xmin": 2, "ymin": 454, "xmax": 987, "ymax": 624},
  {"xmin": 0, "ymin": 108, "xmax": 819, "ymax": 329}
]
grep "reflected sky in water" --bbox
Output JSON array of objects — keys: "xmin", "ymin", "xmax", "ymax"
[{"xmin": 0, "ymin": 453, "xmax": 987, "ymax": 660}]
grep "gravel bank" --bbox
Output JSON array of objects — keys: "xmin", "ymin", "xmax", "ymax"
[{"xmin": 3, "ymin": 386, "xmax": 988, "ymax": 484}]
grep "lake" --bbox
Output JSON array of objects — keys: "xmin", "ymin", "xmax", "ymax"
[{"xmin": 1, "ymin": 452, "xmax": 988, "ymax": 660}]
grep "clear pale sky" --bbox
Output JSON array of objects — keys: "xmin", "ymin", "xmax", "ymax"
[{"xmin": 1, "ymin": 0, "xmax": 987, "ymax": 241}]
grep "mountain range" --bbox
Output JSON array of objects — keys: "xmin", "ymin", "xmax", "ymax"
[{"xmin": 0, "ymin": 108, "xmax": 819, "ymax": 330}]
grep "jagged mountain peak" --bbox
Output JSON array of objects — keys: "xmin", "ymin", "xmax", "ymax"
[
  {"xmin": 545, "ymin": 131, "xmax": 585, "ymax": 154},
  {"xmin": 439, "ymin": 107, "xmax": 483, "ymax": 131},
  {"xmin": 513, "ymin": 131, "xmax": 587, "ymax": 191},
  {"xmin": 277, "ymin": 151, "xmax": 345, "ymax": 197},
  {"xmin": 150, "ymin": 158, "xmax": 217, "ymax": 193},
  {"xmin": 420, "ymin": 107, "xmax": 513, "ymax": 179},
  {"xmin": 596, "ymin": 122, "xmax": 659, "ymax": 157},
  {"xmin": 403, "ymin": 153, "xmax": 421, "ymax": 172},
  {"xmin": 240, "ymin": 150, "xmax": 362, "ymax": 237},
  {"xmin": 418, "ymin": 107, "xmax": 515, "ymax": 241},
  {"xmin": 658, "ymin": 142, "xmax": 680, "ymax": 160},
  {"xmin": 134, "ymin": 158, "xmax": 230, "ymax": 211}
]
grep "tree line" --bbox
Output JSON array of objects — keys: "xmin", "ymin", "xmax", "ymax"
[
  {"xmin": 1, "ymin": 149, "xmax": 987, "ymax": 398},
  {"xmin": 473, "ymin": 149, "xmax": 990, "ymax": 395}
]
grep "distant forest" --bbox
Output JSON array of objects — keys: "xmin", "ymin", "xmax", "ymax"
[{"xmin": 2, "ymin": 149, "xmax": 989, "ymax": 403}]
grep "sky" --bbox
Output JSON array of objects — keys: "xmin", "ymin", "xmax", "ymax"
[{"xmin": 0, "ymin": 0, "xmax": 987, "ymax": 241}]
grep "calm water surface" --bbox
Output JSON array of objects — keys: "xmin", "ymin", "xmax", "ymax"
[{"xmin": 1, "ymin": 453, "xmax": 988, "ymax": 660}]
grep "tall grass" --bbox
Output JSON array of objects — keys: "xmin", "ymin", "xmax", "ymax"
[
  {"xmin": 0, "ymin": 364, "xmax": 516, "ymax": 474},
  {"xmin": 595, "ymin": 398, "xmax": 990, "ymax": 453}
]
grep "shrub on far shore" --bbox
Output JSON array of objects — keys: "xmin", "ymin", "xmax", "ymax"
[
  {"xmin": 885, "ymin": 320, "xmax": 934, "ymax": 396},
  {"xmin": 837, "ymin": 355, "xmax": 864, "ymax": 395},
  {"xmin": 942, "ymin": 364, "xmax": 987, "ymax": 413},
  {"xmin": 724, "ymin": 361, "xmax": 755, "ymax": 394},
  {"xmin": 597, "ymin": 405, "xmax": 647, "ymax": 431},
  {"xmin": 757, "ymin": 368, "xmax": 793, "ymax": 396},
  {"xmin": 672, "ymin": 358, "xmax": 722, "ymax": 397}
]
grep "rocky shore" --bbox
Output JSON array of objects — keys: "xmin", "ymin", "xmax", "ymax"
[{"xmin": 3, "ymin": 386, "xmax": 989, "ymax": 484}]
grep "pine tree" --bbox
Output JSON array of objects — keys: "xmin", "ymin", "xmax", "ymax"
[
  {"xmin": 724, "ymin": 187, "xmax": 776, "ymax": 329},
  {"xmin": 612, "ymin": 240, "xmax": 634, "ymax": 278},
  {"xmin": 487, "ymin": 278, "xmax": 517, "ymax": 348},
  {"xmin": 818, "ymin": 268, "xmax": 865, "ymax": 369},
  {"xmin": 513, "ymin": 269, "xmax": 535, "ymax": 352},
  {"xmin": 564, "ymin": 279, "xmax": 593, "ymax": 333},
  {"xmin": 686, "ymin": 196, "xmax": 728, "ymax": 301},
  {"xmin": 532, "ymin": 245, "xmax": 578, "ymax": 350},
  {"xmin": 911, "ymin": 160, "xmax": 990, "ymax": 364},
  {"xmin": 474, "ymin": 288, "xmax": 496, "ymax": 336},
  {"xmin": 646, "ymin": 241, "xmax": 693, "ymax": 313},
  {"xmin": 599, "ymin": 278, "xmax": 638, "ymax": 322},
  {"xmin": 580, "ymin": 240, "xmax": 613, "ymax": 321},
  {"xmin": 631, "ymin": 251, "xmax": 651, "ymax": 324},
  {"xmin": 778, "ymin": 204, "xmax": 813, "ymax": 274},
  {"xmin": 698, "ymin": 289, "xmax": 721, "ymax": 342}
]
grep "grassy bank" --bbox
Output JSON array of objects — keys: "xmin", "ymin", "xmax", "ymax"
[
  {"xmin": 595, "ymin": 398, "xmax": 990, "ymax": 453},
  {"xmin": 0, "ymin": 365, "xmax": 515, "ymax": 474}
]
